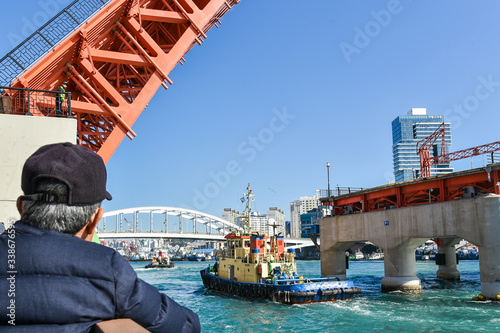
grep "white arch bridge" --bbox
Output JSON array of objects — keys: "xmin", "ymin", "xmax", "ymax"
[{"xmin": 96, "ymin": 206, "xmax": 313, "ymax": 247}]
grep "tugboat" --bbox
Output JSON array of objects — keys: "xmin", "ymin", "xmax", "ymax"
[
  {"xmin": 200, "ymin": 184, "xmax": 361, "ymax": 304},
  {"xmin": 144, "ymin": 251, "xmax": 174, "ymax": 269}
]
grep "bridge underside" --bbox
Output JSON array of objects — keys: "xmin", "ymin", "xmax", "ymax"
[{"xmin": 320, "ymin": 194, "xmax": 500, "ymax": 299}]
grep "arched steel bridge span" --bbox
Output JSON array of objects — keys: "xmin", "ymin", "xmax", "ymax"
[{"xmin": 97, "ymin": 206, "xmax": 314, "ymax": 247}]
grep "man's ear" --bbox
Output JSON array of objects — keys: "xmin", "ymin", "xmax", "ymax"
[
  {"xmin": 76, "ymin": 207, "xmax": 103, "ymax": 241},
  {"xmin": 16, "ymin": 197, "xmax": 23, "ymax": 214},
  {"xmin": 88, "ymin": 207, "xmax": 104, "ymax": 231}
]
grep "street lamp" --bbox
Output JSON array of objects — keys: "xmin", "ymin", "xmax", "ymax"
[{"xmin": 327, "ymin": 162, "xmax": 331, "ymax": 197}]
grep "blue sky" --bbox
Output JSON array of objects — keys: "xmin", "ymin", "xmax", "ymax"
[{"xmin": 1, "ymin": 0, "xmax": 500, "ymax": 219}]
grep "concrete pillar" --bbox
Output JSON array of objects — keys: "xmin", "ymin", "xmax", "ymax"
[
  {"xmin": 479, "ymin": 245, "xmax": 500, "ymax": 299},
  {"xmin": 321, "ymin": 248, "xmax": 347, "ymax": 280},
  {"xmin": 476, "ymin": 194, "xmax": 500, "ymax": 300},
  {"xmin": 382, "ymin": 244, "xmax": 421, "ymax": 294},
  {"xmin": 320, "ymin": 242, "xmax": 354, "ymax": 281},
  {"xmin": 436, "ymin": 238, "xmax": 461, "ymax": 281}
]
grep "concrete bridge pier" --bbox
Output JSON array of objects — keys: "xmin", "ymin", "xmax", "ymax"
[
  {"xmin": 479, "ymin": 244, "xmax": 500, "ymax": 300},
  {"xmin": 321, "ymin": 241, "xmax": 356, "ymax": 281},
  {"xmin": 436, "ymin": 237, "xmax": 461, "ymax": 281},
  {"xmin": 381, "ymin": 239, "xmax": 427, "ymax": 294},
  {"xmin": 476, "ymin": 197, "xmax": 500, "ymax": 299}
]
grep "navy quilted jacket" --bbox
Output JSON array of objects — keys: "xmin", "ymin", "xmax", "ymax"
[{"xmin": 0, "ymin": 221, "xmax": 200, "ymax": 332}]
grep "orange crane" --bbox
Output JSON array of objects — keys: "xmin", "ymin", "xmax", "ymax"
[
  {"xmin": 124, "ymin": 217, "xmax": 134, "ymax": 231},
  {"xmin": 417, "ymin": 122, "xmax": 500, "ymax": 178},
  {"xmin": 0, "ymin": 0, "xmax": 240, "ymax": 163}
]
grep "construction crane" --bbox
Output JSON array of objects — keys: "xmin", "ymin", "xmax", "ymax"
[
  {"xmin": 0, "ymin": 0, "xmax": 240, "ymax": 163},
  {"xmin": 123, "ymin": 217, "xmax": 134, "ymax": 231},
  {"xmin": 417, "ymin": 122, "xmax": 500, "ymax": 178}
]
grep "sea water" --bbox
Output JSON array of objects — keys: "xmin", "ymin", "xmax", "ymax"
[{"xmin": 132, "ymin": 260, "xmax": 500, "ymax": 332}]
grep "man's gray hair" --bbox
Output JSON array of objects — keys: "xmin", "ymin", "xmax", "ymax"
[{"xmin": 20, "ymin": 178, "xmax": 101, "ymax": 234}]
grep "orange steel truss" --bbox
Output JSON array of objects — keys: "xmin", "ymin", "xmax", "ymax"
[
  {"xmin": 320, "ymin": 165, "xmax": 500, "ymax": 216},
  {"xmin": 417, "ymin": 122, "xmax": 500, "ymax": 178},
  {"xmin": 7, "ymin": 0, "xmax": 240, "ymax": 162},
  {"xmin": 416, "ymin": 122, "xmax": 446, "ymax": 178},
  {"xmin": 430, "ymin": 141, "xmax": 500, "ymax": 166}
]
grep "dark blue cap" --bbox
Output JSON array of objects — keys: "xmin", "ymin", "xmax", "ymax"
[{"xmin": 21, "ymin": 142, "xmax": 112, "ymax": 205}]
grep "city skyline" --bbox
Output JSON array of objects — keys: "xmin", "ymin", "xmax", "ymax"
[{"xmin": 1, "ymin": 1, "xmax": 500, "ymax": 220}]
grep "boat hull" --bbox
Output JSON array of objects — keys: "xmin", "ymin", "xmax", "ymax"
[{"xmin": 200, "ymin": 267, "xmax": 360, "ymax": 304}]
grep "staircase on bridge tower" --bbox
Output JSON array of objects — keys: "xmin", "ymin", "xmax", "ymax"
[{"xmin": 0, "ymin": 0, "xmax": 240, "ymax": 163}]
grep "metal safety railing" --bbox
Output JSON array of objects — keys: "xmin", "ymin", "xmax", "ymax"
[
  {"xmin": 317, "ymin": 187, "xmax": 365, "ymax": 199},
  {"xmin": 0, "ymin": 86, "xmax": 71, "ymax": 118},
  {"xmin": 0, "ymin": 0, "xmax": 111, "ymax": 86}
]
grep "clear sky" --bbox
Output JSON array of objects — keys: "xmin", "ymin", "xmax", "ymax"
[{"xmin": 1, "ymin": 0, "xmax": 500, "ymax": 220}]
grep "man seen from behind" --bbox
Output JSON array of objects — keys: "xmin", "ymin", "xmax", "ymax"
[{"xmin": 0, "ymin": 142, "xmax": 201, "ymax": 332}]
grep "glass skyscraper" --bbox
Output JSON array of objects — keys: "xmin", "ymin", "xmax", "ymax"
[{"xmin": 392, "ymin": 108, "xmax": 453, "ymax": 182}]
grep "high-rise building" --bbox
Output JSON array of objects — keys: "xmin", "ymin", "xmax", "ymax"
[
  {"xmin": 289, "ymin": 195, "xmax": 320, "ymax": 238},
  {"xmin": 299, "ymin": 196, "xmax": 319, "ymax": 214},
  {"xmin": 222, "ymin": 208, "xmax": 240, "ymax": 225},
  {"xmin": 267, "ymin": 207, "xmax": 286, "ymax": 237},
  {"xmin": 248, "ymin": 212, "xmax": 268, "ymax": 234},
  {"xmin": 392, "ymin": 108, "xmax": 453, "ymax": 182},
  {"xmin": 289, "ymin": 200, "xmax": 301, "ymax": 238}
]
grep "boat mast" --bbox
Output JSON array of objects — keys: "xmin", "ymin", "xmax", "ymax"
[{"xmin": 241, "ymin": 183, "xmax": 254, "ymax": 232}]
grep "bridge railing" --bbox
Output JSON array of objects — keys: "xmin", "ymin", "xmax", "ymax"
[
  {"xmin": 0, "ymin": 86, "xmax": 71, "ymax": 118},
  {"xmin": 0, "ymin": 0, "xmax": 111, "ymax": 86},
  {"xmin": 317, "ymin": 187, "xmax": 364, "ymax": 199}
]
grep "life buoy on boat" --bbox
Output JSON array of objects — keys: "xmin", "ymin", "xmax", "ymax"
[{"xmin": 257, "ymin": 266, "xmax": 262, "ymax": 275}]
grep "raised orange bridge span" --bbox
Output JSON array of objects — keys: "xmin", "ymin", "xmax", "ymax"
[{"xmin": 0, "ymin": 0, "xmax": 240, "ymax": 162}]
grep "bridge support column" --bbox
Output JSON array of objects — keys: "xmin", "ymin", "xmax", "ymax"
[
  {"xmin": 474, "ymin": 194, "xmax": 500, "ymax": 300},
  {"xmin": 436, "ymin": 238, "xmax": 461, "ymax": 281},
  {"xmin": 382, "ymin": 241, "xmax": 424, "ymax": 294},
  {"xmin": 479, "ymin": 244, "xmax": 500, "ymax": 299},
  {"xmin": 321, "ymin": 242, "xmax": 354, "ymax": 280}
]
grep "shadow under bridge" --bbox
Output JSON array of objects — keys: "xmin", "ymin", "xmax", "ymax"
[{"xmin": 97, "ymin": 206, "xmax": 242, "ymax": 241}]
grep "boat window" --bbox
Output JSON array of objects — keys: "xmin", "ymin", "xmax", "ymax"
[{"xmin": 244, "ymin": 240, "xmax": 250, "ymax": 248}]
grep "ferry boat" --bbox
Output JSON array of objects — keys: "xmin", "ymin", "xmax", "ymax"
[{"xmin": 200, "ymin": 184, "xmax": 361, "ymax": 304}]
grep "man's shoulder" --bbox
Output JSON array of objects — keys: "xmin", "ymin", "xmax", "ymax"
[{"xmin": 3, "ymin": 221, "xmax": 120, "ymax": 261}]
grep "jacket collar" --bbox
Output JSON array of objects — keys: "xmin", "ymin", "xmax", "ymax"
[{"xmin": 11, "ymin": 220, "xmax": 78, "ymax": 239}]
